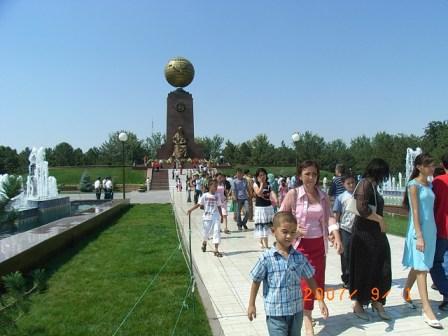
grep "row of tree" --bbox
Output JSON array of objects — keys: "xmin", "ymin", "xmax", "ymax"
[{"xmin": 1, "ymin": 120, "xmax": 447, "ymax": 175}]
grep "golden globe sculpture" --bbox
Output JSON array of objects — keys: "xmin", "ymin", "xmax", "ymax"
[{"xmin": 164, "ymin": 57, "xmax": 195, "ymax": 88}]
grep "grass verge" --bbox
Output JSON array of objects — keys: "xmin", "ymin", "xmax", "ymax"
[
  {"xmin": 384, "ymin": 213, "xmax": 408, "ymax": 237},
  {"xmin": 49, "ymin": 167, "xmax": 146, "ymax": 185},
  {"xmin": 11, "ymin": 204, "xmax": 212, "ymax": 336}
]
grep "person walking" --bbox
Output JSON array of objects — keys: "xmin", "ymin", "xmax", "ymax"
[
  {"xmin": 401, "ymin": 153, "xmax": 442, "ymax": 329},
  {"xmin": 233, "ymin": 168, "xmax": 250, "ymax": 231},
  {"xmin": 244, "ymin": 170, "xmax": 255, "ymax": 222},
  {"xmin": 187, "ymin": 179, "xmax": 224, "ymax": 257},
  {"xmin": 280, "ymin": 160, "xmax": 342, "ymax": 335},
  {"xmin": 328, "ymin": 163, "xmax": 346, "ymax": 199},
  {"xmin": 253, "ymin": 168, "xmax": 277, "ymax": 249},
  {"xmin": 216, "ymin": 172, "xmax": 230, "ymax": 234},
  {"xmin": 332, "ymin": 174, "xmax": 356, "ymax": 289},
  {"xmin": 349, "ymin": 158, "xmax": 392, "ymax": 321},
  {"xmin": 194, "ymin": 174, "xmax": 203, "ymax": 204},
  {"xmin": 430, "ymin": 152, "xmax": 448, "ymax": 312},
  {"xmin": 247, "ymin": 211, "xmax": 328, "ymax": 336}
]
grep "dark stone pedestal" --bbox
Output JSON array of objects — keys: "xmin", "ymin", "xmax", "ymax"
[{"xmin": 157, "ymin": 88, "xmax": 203, "ymax": 159}]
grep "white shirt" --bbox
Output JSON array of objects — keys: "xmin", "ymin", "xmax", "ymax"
[{"xmin": 199, "ymin": 192, "xmax": 222, "ymax": 220}]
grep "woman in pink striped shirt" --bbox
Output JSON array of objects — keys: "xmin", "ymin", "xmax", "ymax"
[{"xmin": 280, "ymin": 160, "xmax": 342, "ymax": 336}]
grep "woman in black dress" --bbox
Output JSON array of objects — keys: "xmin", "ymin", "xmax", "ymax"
[{"xmin": 350, "ymin": 158, "xmax": 392, "ymax": 321}]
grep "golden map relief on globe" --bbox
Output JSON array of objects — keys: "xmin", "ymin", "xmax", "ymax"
[{"xmin": 164, "ymin": 57, "xmax": 195, "ymax": 88}]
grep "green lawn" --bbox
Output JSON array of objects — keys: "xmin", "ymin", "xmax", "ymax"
[
  {"xmin": 49, "ymin": 167, "xmax": 146, "ymax": 185},
  {"xmin": 384, "ymin": 213, "xmax": 408, "ymax": 237},
  {"xmin": 12, "ymin": 204, "xmax": 212, "ymax": 336}
]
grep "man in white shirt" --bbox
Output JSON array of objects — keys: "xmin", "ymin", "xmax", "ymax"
[{"xmin": 94, "ymin": 177, "xmax": 102, "ymax": 200}]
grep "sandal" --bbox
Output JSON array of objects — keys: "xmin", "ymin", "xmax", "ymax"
[
  {"xmin": 214, "ymin": 251, "xmax": 223, "ymax": 257},
  {"xmin": 201, "ymin": 242, "xmax": 206, "ymax": 252}
]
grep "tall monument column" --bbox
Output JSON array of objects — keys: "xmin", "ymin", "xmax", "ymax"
[{"xmin": 157, "ymin": 57, "xmax": 203, "ymax": 160}]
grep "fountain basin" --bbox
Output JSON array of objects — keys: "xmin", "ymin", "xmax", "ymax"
[{"xmin": 0, "ymin": 199, "xmax": 130, "ymax": 277}]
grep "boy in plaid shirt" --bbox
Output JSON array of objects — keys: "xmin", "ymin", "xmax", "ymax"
[
  {"xmin": 188, "ymin": 179, "xmax": 224, "ymax": 257},
  {"xmin": 248, "ymin": 212, "xmax": 328, "ymax": 336}
]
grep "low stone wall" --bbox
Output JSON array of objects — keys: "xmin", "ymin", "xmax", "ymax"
[
  {"xmin": 0, "ymin": 200, "xmax": 130, "ymax": 277},
  {"xmin": 384, "ymin": 204, "xmax": 408, "ymax": 216}
]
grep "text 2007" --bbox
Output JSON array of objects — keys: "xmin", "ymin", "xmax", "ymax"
[{"xmin": 304, "ymin": 288, "xmax": 391, "ymax": 301}]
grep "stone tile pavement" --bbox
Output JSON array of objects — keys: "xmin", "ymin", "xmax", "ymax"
[{"xmin": 168, "ymin": 171, "xmax": 447, "ymax": 336}]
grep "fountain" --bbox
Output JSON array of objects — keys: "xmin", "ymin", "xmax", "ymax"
[
  {"xmin": 24, "ymin": 147, "xmax": 58, "ymax": 201},
  {"xmin": 405, "ymin": 147, "xmax": 422, "ymax": 183},
  {"xmin": 381, "ymin": 147, "xmax": 422, "ymax": 206},
  {"xmin": 0, "ymin": 147, "xmax": 70, "ymax": 237}
]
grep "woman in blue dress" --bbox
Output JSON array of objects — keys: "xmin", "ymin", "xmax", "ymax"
[{"xmin": 402, "ymin": 153, "xmax": 442, "ymax": 329}]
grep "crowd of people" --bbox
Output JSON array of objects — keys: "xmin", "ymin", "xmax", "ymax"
[{"xmin": 183, "ymin": 152, "xmax": 448, "ymax": 335}]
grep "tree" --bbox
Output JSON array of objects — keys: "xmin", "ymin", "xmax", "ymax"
[
  {"xmin": 73, "ymin": 148, "xmax": 84, "ymax": 166},
  {"xmin": 387, "ymin": 133, "xmax": 421, "ymax": 174},
  {"xmin": 250, "ymin": 134, "xmax": 276, "ymax": 165},
  {"xmin": 222, "ymin": 140, "xmax": 238, "ymax": 164},
  {"xmin": 18, "ymin": 147, "xmax": 31, "ymax": 173},
  {"xmin": 144, "ymin": 132, "xmax": 165, "ymax": 159},
  {"xmin": 195, "ymin": 135, "xmax": 225, "ymax": 161},
  {"xmin": 79, "ymin": 172, "xmax": 93, "ymax": 192},
  {"xmin": 0, "ymin": 174, "xmax": 23, "ymax": 228},
  {"xmin": 0, "ymin": 146, "xmax": 20, "ymax": 174},
  {"xmin": 272, "ymin": 141, "xmax": 295, "ymax": 166},
  {"xmin": 52, "ymin": 142, "xmax": 75, "ymax": 166},
  {"xmin": 293, "ymin": 132, "xmax": 325, "ymax": 164},
  {"xmin": 238, "ymin": 142, "xmax": 252, "ymax": 164},
  {"xmin": 45, "ymin": 147, "xmax": 55, "ymax": 166},
  {"xmin": 99, "ymin": 131, "xmax": 146, "ymax": 165},
  {"xmin": 350, "ymin": 135, "xmax": 373, "ymax": 174},
  {"xmin": 321, "ymin": 139, "xmax": 352, "ymax": 172},
  {"xmin": 84, "ymin": 147, "xmax": 101, "ymax": 165},
  {"xmin": 209, "ymin": 135, "xmax": 225, "ymax": 161},
  {"xmin": 422, "ymin": 120, "xmax": 448, "ymax": 161}
]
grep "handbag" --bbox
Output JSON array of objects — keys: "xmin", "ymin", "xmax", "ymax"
[{"xmin": 345, "ymin": 179, "xmax": 377, "ymax": 216}]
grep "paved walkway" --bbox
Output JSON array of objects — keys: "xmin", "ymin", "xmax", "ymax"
[{"xmin": 168, "ymin": 172, "xmax": 447, "ymax": 336}]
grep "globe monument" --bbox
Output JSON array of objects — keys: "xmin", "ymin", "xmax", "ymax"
[{"xmin": 157, "ymin": 57, "xmax": 203, "ymax": 160}]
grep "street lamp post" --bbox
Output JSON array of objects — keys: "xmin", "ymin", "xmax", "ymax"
[
  {"xmin": 118, "ymin": 132, "xmax": 128, "ymax": 200},
  {"xmin": 291, "ymin": 132, "xmax": 300, "ymax": 169}
]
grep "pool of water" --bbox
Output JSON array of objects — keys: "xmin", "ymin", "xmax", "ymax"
[{"xmin": 1, "ymin": 200, "xmax": 111, "ymax": 240}]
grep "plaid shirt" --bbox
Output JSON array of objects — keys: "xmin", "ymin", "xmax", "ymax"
[{"xmin": 250, "ymin": 244, "xmax": 315, "ymax": 316}]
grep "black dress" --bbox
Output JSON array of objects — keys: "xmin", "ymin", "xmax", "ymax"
[{"xmin": 349, "ymin": 179, "xmax": 392, "ymax": 305}]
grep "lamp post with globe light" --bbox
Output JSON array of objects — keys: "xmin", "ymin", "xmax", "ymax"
[
  {"xmin": 291, "ymin": 132, "xmax": 300, "ymax": 169},
  {"xmin": 118, "ymin": 132, "xmax": 128, "ymax": 200}
]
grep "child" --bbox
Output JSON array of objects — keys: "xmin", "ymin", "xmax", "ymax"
[
  {"xmin": 176, "ymin": 176, "xmax": 182, "ymax": 192},
  {"xmin": 332, "ymin": 174, "xmax": 356, "ymax": 289},
  {"xmin": 253, "ymin": 168, "xmax": 277, "ymax": 249},
  {"xmin": 216, "ymin": 173, "xmax": 230, "ymax": 234},
  {"xmin": 187, "ymin": 179, "xmax": 224, "ymax": 257},
  {"xmin": 247, "ymin": 211, "xmax": 328, "ymax": 336},
  {"xmin": 278, "ymin": 178, "xmax": 288, "ymax": 207}
]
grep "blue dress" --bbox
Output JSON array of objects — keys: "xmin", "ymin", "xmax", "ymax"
[{"xmin": 402, "ymin": 179, "xmax": 437, "ymax": 271}]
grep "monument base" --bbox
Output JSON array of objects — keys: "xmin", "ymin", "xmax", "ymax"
[{"xmin": 157, "ymin": 88, "xmax": 203, "ymax": 160}]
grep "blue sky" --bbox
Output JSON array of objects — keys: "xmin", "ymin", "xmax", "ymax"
[{"xmin": 0, "ymin": 0, "xmax": 447, "ymax": 152}]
